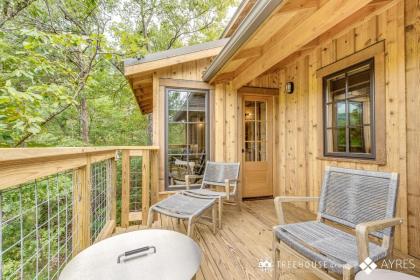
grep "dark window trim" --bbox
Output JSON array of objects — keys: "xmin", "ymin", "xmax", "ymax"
[
  {"xmin": 164, "ymin": 87, "xmax": 210, "ymax": 190},
  {"xmin": 322, "ymin": 58, "xmax": 376, "ymax": 159}
]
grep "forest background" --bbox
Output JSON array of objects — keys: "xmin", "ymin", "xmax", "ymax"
[{"xmin": 0, "ymin": 0, "xmax": 237, "ymax": 148}]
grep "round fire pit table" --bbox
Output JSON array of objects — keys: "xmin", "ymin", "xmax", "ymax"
[{"xmin": 59, "ymin": 229, "xmax": 201, "ymax": 280}]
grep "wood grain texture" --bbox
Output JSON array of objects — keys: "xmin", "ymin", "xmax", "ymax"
[
  {"xmin": 115, "ymin": 200, "xmax": 420, "ymax": 279},
  {"xmin": 405, "ymin": 0, "xmax": 420, "ymax": 259}
]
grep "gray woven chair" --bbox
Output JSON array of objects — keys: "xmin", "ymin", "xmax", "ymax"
[
  {"xmin": 273, "ymin": 167, "xmax": 402, "ymax": 280},
  {"xmin": 182, "ymin": 161, "xmax": 240, "ymax": 228}
]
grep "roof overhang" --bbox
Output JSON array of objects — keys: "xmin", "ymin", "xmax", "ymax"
[
  {"xmin": 124, "ymin": 39, "xmax": 228, "ymax": 114},
  {"xmin": 203, "ymin": 0, "xmax": 284, "ymax": 82},
  {"xmin": 204, "ymin": 0, "xmax": 390, "ymax": 88},
  {"xmin": 221, "ymin": 0, "xmax": 257, "ymax": 38},
  {"xmin": 124, "ymin": 38, "xmax": 229, "ymax": 77}
]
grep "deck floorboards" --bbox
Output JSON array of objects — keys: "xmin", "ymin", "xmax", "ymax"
[{"xmin": 114, "ymin": 199, "xmax": 420, "ymax": 280}]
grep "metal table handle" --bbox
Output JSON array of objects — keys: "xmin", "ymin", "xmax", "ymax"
[{"xmin": 117, "ymin": 246, "xmax": 156, "ymax": 263}]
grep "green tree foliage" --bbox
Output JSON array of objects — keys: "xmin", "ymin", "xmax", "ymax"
[
  {"xmin": 0, "ymin": 1, "xmax": 237, "ymax": 277},
  {"xmin": 0, "ymin": 0, "xmax": 237, "ymax": 147}
]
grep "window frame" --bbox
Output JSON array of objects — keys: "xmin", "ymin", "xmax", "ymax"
[
  {"xmin": 322, "ymin": 58, "xmax": 376, "ymax": 159},
  {"xmin": 164, "ymin": 87, "xmax": 210, "ymax": 190}
]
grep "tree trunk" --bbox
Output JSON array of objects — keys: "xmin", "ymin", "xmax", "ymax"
[{"xmin": 80, "ymin": 95, "xmax": 89, "ymax": 144}]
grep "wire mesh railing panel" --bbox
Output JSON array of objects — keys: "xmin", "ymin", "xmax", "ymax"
[
  {"xmin": 90, "ymin": 160, "xmax": 110, "ymax": 243},
  {"xmin": 129, "ymin": 157, "xmax": 142, "ymax": 213},
  {"xmin": 0, "ymin": 171, "xmax": 75, "ymax": 280}
]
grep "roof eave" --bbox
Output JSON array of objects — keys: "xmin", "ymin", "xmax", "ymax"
[{"xmin": 203, "ymin": 0, "xmax": 284, "ymax": 82}]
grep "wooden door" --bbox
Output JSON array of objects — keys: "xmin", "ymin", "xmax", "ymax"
[{"xmin": 241, "ymin": 95, "xmax": 273, "ymax": 198}]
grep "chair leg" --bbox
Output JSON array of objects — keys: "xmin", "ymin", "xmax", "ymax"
[
  {"xmin": 147, "ymin": 208, "xmax": 154, "ymax": 228},
  {"xmin": 218, "ymin": 197, "xmax": 223, "ymax": 229},
  {"xmin": 187, "ymin": 217, "xmax": 195, "ymax": 237},
  {"xmin": 236, "ymin": 192, "xmax": 241, "ymax": 212},
  {"xmin": 342, "ymin": 264, "xmax": 354, "ymax": 280},
  {"xmin": 273, "ymin": 232, "xmax": 279, "ymax": 280},
  {"xmin": 212, "ymin": 204, "xmax": 217, "ymax": 234}
]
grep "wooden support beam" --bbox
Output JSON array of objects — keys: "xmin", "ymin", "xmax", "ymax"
[
  {"xmin": 238, "ymin": 86, "xmax": 279, "ymax": 95},
  {"xmin": 232, "ymin": 46, "xmax": 262, "ymax": 61},
  {"xmin": 232, "ymin": 0, "xmax": 375, "ymax": 89},
  {"xmin": 277, "ymin": 0, "xmax": 319, "ymax": 14}
]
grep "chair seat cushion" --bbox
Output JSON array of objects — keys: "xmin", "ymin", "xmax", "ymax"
[
  {"xmin": 152, "ymin": 193, "xmax": 215, "ymax": 219},
  {"xmin": 274, "ymin": 221, "xmax": 388, "ymax": 274},
  {"xmin": 184, "ymin": 188, "xmax": 232, "ymax": 198}
]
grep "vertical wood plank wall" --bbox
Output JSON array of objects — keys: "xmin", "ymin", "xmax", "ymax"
[
  {"xmin": 405, "ymin": 0, "xmax": 420, "ymax": 259},
  {"xmin": 272, "ymin": 1, "xmax": 411, "ymax": 254}
]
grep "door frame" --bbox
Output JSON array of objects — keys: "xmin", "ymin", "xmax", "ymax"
[{"xmin": 237, "ymin": 89, "xmax": 277, "ymax": 200}]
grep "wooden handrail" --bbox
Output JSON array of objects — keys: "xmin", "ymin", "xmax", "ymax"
[{"xmin": 0, "ymin": 146, "xmax": 159, "ymax": 164}]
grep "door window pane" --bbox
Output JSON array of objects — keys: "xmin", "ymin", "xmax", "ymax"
[
  {"xmin": 245, "ymin": 142, "xmax": 255, "ymax": 161},
  {"xmin": 244, "ymin": 100, "xmax": 268, "ymax": 162}
]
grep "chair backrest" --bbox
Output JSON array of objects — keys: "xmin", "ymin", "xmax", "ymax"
[
  {"xmin": 318, "ymin": 167, "xmax": 399, "ymax": 238},
  {"xmin": 201, "ymin": 161, "xmax": 240, "ymax": 193}
]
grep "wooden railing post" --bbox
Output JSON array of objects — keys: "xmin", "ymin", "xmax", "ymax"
[
  {"xmin": 72, "ymin": 156, "xmax": 91, "ymax": 255},
  {"xmin": 141, "ymin": 150, "xmax": 150, "ymax": 225},
  {"xmin": 121, "ymin": 150, "xmax": 130, "ymax": 228}
]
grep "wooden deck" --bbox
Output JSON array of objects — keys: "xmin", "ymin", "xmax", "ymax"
[{"xmin": 115, "ymin": 199, "xmax": 420, "ymax": 280}]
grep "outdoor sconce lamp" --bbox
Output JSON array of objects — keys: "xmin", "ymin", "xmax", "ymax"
[{"xmin": 286, "ymin": 82, "xmax": 294, "ymax": 94}]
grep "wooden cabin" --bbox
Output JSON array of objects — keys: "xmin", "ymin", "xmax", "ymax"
[{"xmin": 124, "ymin": 0, "xmax": 420, "ymax": 260}]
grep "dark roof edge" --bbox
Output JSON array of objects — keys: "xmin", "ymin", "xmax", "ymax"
[
  {"xmin": 124, "ymin": 38, "xmax": 229, "ymax": 67},
  {"xmin": 203, "ymin": 0, "xmax": 283, "ymax": 82},
  {"xmin": 220, "ymin": 0, "xmax": 249, "ymax": 38}
]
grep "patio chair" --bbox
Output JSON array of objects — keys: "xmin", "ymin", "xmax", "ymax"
[
  {"xmin": 147, "ymin": 192, "xmax": 217, "ymax": 237},
  {"xmin": 182, "ymin": 161, "xmax": 240, "ymax": 229},
  {"xmin": 272, "ymin": 167, "xmax": 402, "ymax": 280}
]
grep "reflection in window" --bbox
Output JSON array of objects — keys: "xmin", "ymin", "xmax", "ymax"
[
  {"xmin": 166, "ymin": 89, "xmax": 208, "ymax": 188},
  {"xmin": 324, "ymin": 59, "xmax": 374, "ymax": 158},
  {"xmin": 244, "ymin": 101, "xmax": 267, "ymax": 162}
]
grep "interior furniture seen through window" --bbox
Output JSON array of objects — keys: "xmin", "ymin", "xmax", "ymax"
[
  {"xmin": 166, "ymin": 88, "xmax": 208, "ymax": 189},
  {"xmin": 323, "ymin": 59, "xmax": 375, "ymax": 159}
]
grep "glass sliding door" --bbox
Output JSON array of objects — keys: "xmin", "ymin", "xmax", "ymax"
[{"xmin": 166, "ymin": 88, "xmax": 208, "ymax": 189}]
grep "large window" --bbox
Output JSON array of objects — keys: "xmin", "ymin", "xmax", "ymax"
[
  {"xmin": 166, "ymin": 88, "xmax": 208, "ymax": 189},
  {"xmin": 323, "ymin": 59, "xmax": 375, "ymax": 159}
]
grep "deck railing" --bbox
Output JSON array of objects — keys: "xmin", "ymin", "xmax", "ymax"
[{"xmin": 0, "ymin": 146, "xmax": 159, "ymax": 279}]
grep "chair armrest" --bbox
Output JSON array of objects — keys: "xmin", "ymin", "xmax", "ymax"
[
  {"xmin": 274, "ymin": 196, "xmax": 319, "ymax": 225},
  {"xmin": 185, "ymin": 175, "xmax": 203, "ymax": 189},
  {"xmin": 356, "ymin": 217, "xmax": 403, "ymax": 262}
]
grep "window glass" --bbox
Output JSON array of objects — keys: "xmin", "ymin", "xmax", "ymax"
[
  {"xmin": 324, "ymin": 59, "xmax": 374, "ymax": 158},
  {"xmin": 166, "ymin": 89, "xmax": 208, "ymax": 188}
]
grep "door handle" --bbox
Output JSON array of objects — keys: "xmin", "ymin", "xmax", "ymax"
[{"xmin": 241, "ymin": 148, "xmax": 245, "ymax": 153}]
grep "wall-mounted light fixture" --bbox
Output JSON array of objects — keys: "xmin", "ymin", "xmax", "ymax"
[{"xmin": 286, "ymin": 82, "xmax": 294, "ymax": 94}]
